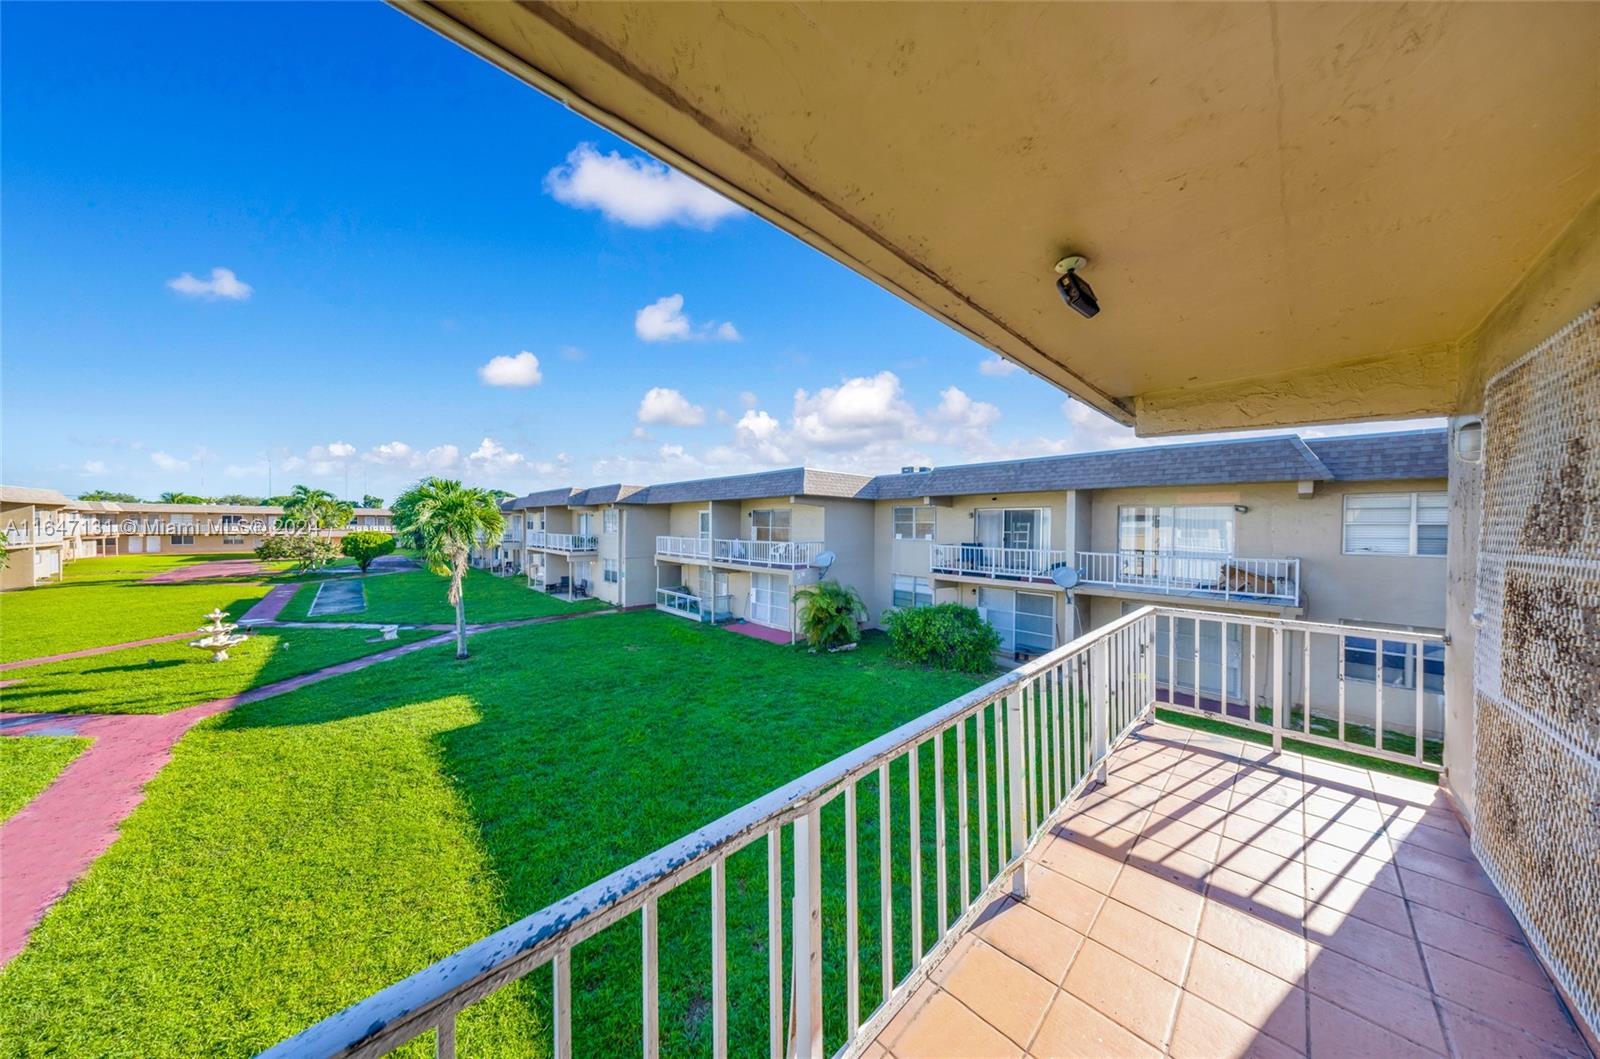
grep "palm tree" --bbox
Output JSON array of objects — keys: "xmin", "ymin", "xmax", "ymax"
[
  {"xmin": 282, "ymin": 485, "xmax": 353, "ymax": 532},
  {"xmin": 793, "ymin": 580, "xmax": 868, "ymax": 650},
  {"xmin": 393, "ymin": 477, "xmax": 504, "ymax": 659}
]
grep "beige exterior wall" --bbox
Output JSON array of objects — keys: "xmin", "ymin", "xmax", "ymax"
[{"xmin": 619, "ymin": 506, "xmax": 668, "ymax": 607}]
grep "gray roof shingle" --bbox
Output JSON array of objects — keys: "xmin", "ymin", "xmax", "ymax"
[
  {"xmin": 1303, "ymin": 429, "xmax": 1448, "ymax": 481},
  {"xmin": 618, "ymin": 468, "xmax": 874, "ymax": 505}
]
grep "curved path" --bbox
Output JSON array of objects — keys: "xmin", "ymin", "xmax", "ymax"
[{"xmin": 0, "ymin": 605, "xmax": 615, "ymax": 965}]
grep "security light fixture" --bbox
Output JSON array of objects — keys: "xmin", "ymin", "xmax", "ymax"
[
  {"xmin": 1234, "ymin": 505, "xmax": 1250, "ymax": 514},
  {"xmin": 1054, "ymin": 255, "xmax": 1100, "ymax": 319}
]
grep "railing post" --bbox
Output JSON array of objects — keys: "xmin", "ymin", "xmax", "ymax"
[
  {"xmin": 1092, "ymin": 636, "xmax": 1110, "ymax": 784},
  {"xmin": 1270, "ymin": 624, "xmax": 1284, "ymax": 754},
  {"xmin": 788, "ymin": 809, "xmax": 823, "ymax": 1059},
  {"xmin": 1005, "ymin": 692, "xmax": 1029, "ymax": 899}
]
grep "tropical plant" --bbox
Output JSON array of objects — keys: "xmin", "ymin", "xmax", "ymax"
[
  {"xmin": 883, "ymin": 603, "xmax": 1000, "ymax": 674},
  {"xmin": 792, "ymin": 580, "xmax": 868, "ymax": 650},
  {"xmin": 213, "ymin": 493, "xmax": 265, "ymax": 505},
  {"xmin": 78, "ymin": 490, "xmax": 141, "ymax": 502},
  {"xmin": 393, "ymin": 477, "xmax": 505, "ymax": 659},
  {"xmin": 159, "ymin": 491, "xmax": 210, "ymax": 504},
  {"xmin": 254, "ymin": 534, "xmax": 339, "ymax": 573},
  {"xmin": 341, "ymin": 531, "xmax": 395, "ymax": 573},
  {"xmin": 281, "ymin": 485, "xmax": 354, "ymax": 532},
  {"xmin": 360, "ymin": 494, "xmax": 385, "ymax": 510}
]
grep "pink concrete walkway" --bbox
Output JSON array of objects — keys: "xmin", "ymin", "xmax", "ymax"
[
  {"xmin": 0, "ymin": 631, "xmax": 197, "ymax": 673},
  {"xmin": 723, "ymin": 621, "xmax": 795, "ymax": 645},
  {"xmin": 142, "ymin": 558, "xmax": 277, "ymax": 583},
  {"xmin": 0, "ymin": 631, "xmax": 452, "ymax": 965},
  {"xmin": 237, "ymin": 583, "xmax": 300, "ymax": 624}
]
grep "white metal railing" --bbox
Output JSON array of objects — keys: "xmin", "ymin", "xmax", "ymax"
[
  {"xmin": 1152, "ymin": 606, "xmax": 1445, "ymax": 769},
  {"xmin": 261, "ymin": 608, "xmax": 1158, "ymax": 1059},
  {"xmin": 528, "ymin": 531, "xmax": 598, "ymax": 553},
  {"xmin": 655, "ymin": 535, "xmax": 711, "ymax": 561},
  {"xmin": 930, "ymin": 544, "xmax": 1074, "ymax": 583},
  {"xmin": 1077, "ymin": 550, "xmax": 1300, "ymax": 605},
  {"xmin": 655, "ymin": 589, "xmax": 734, "ymax": 620},
  {"xmin": 4, "ymin": 528, "xmax": 32, "ymax": 547},
  {"xmin": 712, "ymin": 538, "xmax": 824, "ymax": 568}
]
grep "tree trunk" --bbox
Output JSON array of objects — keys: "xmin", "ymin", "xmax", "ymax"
[{"xmin": 455, "ymin": 594, "xmax": 469, "ymax": 659}]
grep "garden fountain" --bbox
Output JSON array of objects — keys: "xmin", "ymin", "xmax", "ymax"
[{"xmin": 190, "ymin": 608, "xmax": 248, "ymax": 663}]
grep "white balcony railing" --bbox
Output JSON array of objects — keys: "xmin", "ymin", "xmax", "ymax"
[
  {"xmin": 930, "ymin": 544, "xmax": 1074, "ymax": 583},
  {"xmin": 4, "ymin": 528, "xmax": 32, "ymax": 547},
  {"xmin": 712, "ymin": 538, "xmax": 823, "ymax": 569},
  {"xmin": 654, "ymin": 589, "xmax": 734, "ymax": 620},
  {"xmin": 263, "ymin": 604, "xmax": 1446, "ymax": 1058},
  {"xmin": 655, "ymin": 535, "xmax": 711, "ymax": 561},
  {"xmin": 1077, "ymin": 550, "xmax": 1300, "ymax": 605},
  {"xmin": 527, "ymin": 531, "xmax": 598, "ymax": 553}
]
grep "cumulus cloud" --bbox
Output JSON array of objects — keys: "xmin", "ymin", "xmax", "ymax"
[
  {"xmin": 978, "ymin": 356, "xmax": 1020, "ymax": 377},
  {"xmin": 930, "ymin": 387, "xmax": 1002, "ymax": 440},
  {"xmin": 544, "ymin": 143, "xmax": 743, "ymax": 229},
  {"xmin": 478, "ymin": 351, "xmax": 544, "ymax": 387},
  {"xmin": 791, "ymin": 371, "xmax": 923, "ymax": 450},
  {"xmin": 166, "ymin": 267, "xmax": 253, "ymax": 301},
  {"xmin": 637, "ymin": 387, "xmax": 707, "ymax": 427},
  {"xmin": 739, "ymin": 391, "xmax": 759, "ymax": 409},
  {"xmin": 150, "ymin": 451, "xmax": 189, "ymax": 472},
  {"xmin": 80, "ymin": 459, "xmax": 107, "ymax": 476},
  {"xmin": 634, "ymin": 294, "xmax": 741, "ymax": 344},
  {"xmin": 1061, "ymin": 398, "xmax": 1142, "ymax": 450}
]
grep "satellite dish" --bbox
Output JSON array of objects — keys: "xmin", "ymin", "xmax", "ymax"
[
  {"xmin": 1050, "ymin": 566, "xmax": 1081, "ymax": 590},
  {"xmin": 813, "ymin": 550, "xmax": 837, "ymax": 575}
]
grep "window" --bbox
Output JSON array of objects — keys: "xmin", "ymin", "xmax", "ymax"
[
  {"xmin": 603, "ymin": 509, "xmax": 619, "ymax": 534},
  {"xmin": 1343, "ymin": 636, "xmax": 1444, "ymax": 694},
  {"xmin": 749, "ymin": 508, "xmax": 791, "ymax": 542},
  {"xmin": 222, "ymin": 534, "xmax": 245, "ymax": 545},
  {"xmin": 892, "ymin": 574, "xmax": 933, "ymax": 608},
  {"xmin": 892, "ymin": 506, "xmax": 935, "ymax": 540},
  {"xmin": 1117, "ymin": 505, "xmax": 1235, "ymax": 556},
  {"xmin": 576, "ymin": 513, "xmax": 594, "ymax": 536},
  {"xmin": 603, "ymin": 559, "xmax": 619, "ymax": 583},
  {"xmin": 974, "ymin": 508, "xmax": 1049, "ymax": 551},
  {"xmin": 976, "ymin": 587, "xmax": 1056, "ymax": 656},
  {"xmin": 1343, "ymin": 493, "xmax": 1448, "ymax": 556},
  {"xmin": 170, "ymin": 534, "xmax": 195, "ymax": 545}
]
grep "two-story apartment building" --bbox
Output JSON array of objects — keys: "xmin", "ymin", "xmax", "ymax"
[{"xmin": 0, "ymin": 486, "xmax": 74, "ymax": 590}]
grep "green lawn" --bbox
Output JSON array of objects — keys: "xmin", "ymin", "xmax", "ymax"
[
  {"xmin": 0, "ymin": 613, "xmax": 989, "ymax": 1057},
  {"xmin": 0, "ymin": 554, "xmax": 278, "ymax": 664},
  {"xmin": 0, "ymin": 737, "xmax": 91, "ymax": 822},
  {"xmin": 0, "ymin": 627, "xmax": 442, "ymax": 715},
  {"xmin": 275, "ymin": 567, "xmax": 609, "ymax": 625}
]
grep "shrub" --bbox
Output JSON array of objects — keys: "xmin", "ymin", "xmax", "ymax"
[
  {"xmin": 792, "ymin": 580, "xmax": 867, "ymax": 650},
  {"xmin": 341, "ymin": 531, "xmax": 396, "ymax": 573},
  {"xmin": 255, "ymin": 534, "xmax": 339, "ymax": 573},
  {"xmin": 883, "ymin": 603, "xmax": 1000, "ymax": 674}
]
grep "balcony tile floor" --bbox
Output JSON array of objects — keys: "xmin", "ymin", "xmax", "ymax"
[{"xmin": 866, "ymin": 721, "xmax": 1592, "ymax": 1059}]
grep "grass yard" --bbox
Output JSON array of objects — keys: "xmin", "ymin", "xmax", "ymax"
[
  {"xmin": 0, "ymin": 611, "xmax": 990, "ymax": 1057},
  {"xmin": 0, "ymin": 736, "xmax": 91, "ymax": 822},
  {"xmin": 0, "ymin": 554, "xmax": 278, "ymax": 664},
  {"xmin": 0, "ymin": 627, "xmax": 443, "ymax": 715},
  {"xmin": 275, "ymin": 567, "xmax": 609, "ymax": 625}
]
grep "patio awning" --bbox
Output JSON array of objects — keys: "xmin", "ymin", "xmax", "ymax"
[{"xmin": 395, "ymin": 1, "xmax": 1600, "ymax": 433}]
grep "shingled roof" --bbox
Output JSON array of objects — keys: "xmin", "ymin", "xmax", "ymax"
[
  {"xmin": 620, "ymin": 467, "xmax": 874, "ymax": 505},
  {"xmin": 1303, "ymin": 429, "xmax": 1449, "ymax": 481},
  {"xmin": 506, "ymin": 487, "xmax": 580, "ymax": 510}
]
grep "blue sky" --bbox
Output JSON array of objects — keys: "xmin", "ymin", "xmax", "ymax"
[{"xmin": 1, "ymin": 2, "xmax": 1439, "ymax": 503}]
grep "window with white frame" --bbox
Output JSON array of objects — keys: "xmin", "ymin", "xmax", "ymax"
[
  {"xmin": 170, "ymin": 533, "xmax": 195, "ymax": 545},
  {"xmin": 603, "ymin": 558, "xmax": 619, "ymax": 583},
  {"xmin": 891, "ymin": 574, "xmax": 933, "ymax": 608},
  {"xmin": 1343, "ymin": 636, "xmax": 1444, "ymax": 694},
  {"xmin": 749, "ymin": 508, "xmax": 791, "ymax": 542},
  {"xmin": 222, "ymin": 534, "xmax": 245, "ymax": 545},
  {"xmin": 892, "ymin": 506, "xmax": 935, "ymax": 541},
  {"xmin": 1116, "ymin": 505, "xmax": 1235, "ymax": 555},
  {"xmin": 603, "ymin": 509, "xmax": 619, "ymax": 534},
  {"xmin": 1342, "ymin": 493, "xmax": 1448, "ymax": 556}
]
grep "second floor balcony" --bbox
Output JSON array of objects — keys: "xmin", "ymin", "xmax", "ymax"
[
  {"xmin": 931, "ymin": 543, "xmax": 1074, "ymax": 585},
  {"xmin": 527, "ymin": 531, "xmax": 597, "ymax": 554},
  {"xmin": 1077, "ymin": 549, "xmax": 1301, "ymax": 606},
  {"xmin": 655, "ymin": 536, "xmax": 825, "ymax": 570}
]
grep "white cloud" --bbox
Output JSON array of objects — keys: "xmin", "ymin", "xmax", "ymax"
[
  {"xmin": 467, "ymin": 437, "xmax": 528, "ymax": 475},
  {"xmin": 739, "ymin": 391, "xmax": 759, "ymax": 409},
  {"xmin": 1061, "ymin": 398, "xmax": 1143, "ymax": 450},
  {"xmin": 150, "ymin": 451, "xmax": 188, "ymax": 472},
  {"xmin": 479, "ymin": 351, "xmax": 543, "ymax": 387},
  {"xmin": 80, "ymin": 460, "xmax": 107, "ymax": 476},
  {"xmin": 633, "ymin": 294, "xmax": 741, "ymax": 344},
  {"xmin": 326, "ymin": 441, "xmax": 356, "ymax": 459},
  {"xmin": 166, "ymin": 267, "xmax": 253, "ymax": 301},
  {"xmin": 637, "ymin": 387, "xmax": 707, "ymax": 427},
  {"xmin": 791, "ymin": 371, "xmax": 923, "ymax": 450},
  {"xmin": 544, "ymin": 143, "xmax": 743, "ymax": 229},
  {"xmin": 978, "ymin": 356, "xmax": 1020, "ymax": 377}
]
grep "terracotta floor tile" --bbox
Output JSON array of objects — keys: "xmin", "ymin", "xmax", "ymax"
[
  {"xmin": 1198, "ymin": 898, "xmax": 1307, "ymax": 983},
  {"xmin": 1034, "ymin": 833, "xmax": 1124, "ymax": 894},
  {"xmin": 1222, "ymin": 812, "xmax": 1305, "ymax": 845},
  {"xmin": 1302, "ymin": 948, "xmax": 1445, "ymax": 1053},
  {"xmin": 974, "ymin": 896, "xmax": 1086, "ymax": 985},
  {"xmin": 1149, "ymin": 793, "xmax": 1232, "ymax": 829},
  {"xmin": 1231, "ymin": 820, "xmax": 1310, "ymax": 860},
  {"xmin": 1125, "ymin": 840, "xmax": 1213, "ymax": 894},
  {"xmin": 1216, "ymin": 838, "xmax": 1308, "ymax": 894},
  {"xmin": 1385, "ymin": 818, "xmax": 1474, "ymax": 862},
  {"xmin": 1111, "ymin": 862, "xmax": 1206, "ymax": 933},
  {"xmin": 1437, "ymin": 999, "xmax": 1591, "ymax": 1059},
  {"xmin": 940, "ymin": 938, "xmax": 1059, "ymax": 1048},
  {"xmin": 1230, "ymin": 795, "xmax": 1311, "ymax": 831},
  {"xmin": 1023, "ymin": 861, "xmax": 1107, "ymax": 936},
  {"xmin": 1391, "ymin": 845, "xmax": 1499, "ymax": 895},
  {"xmin": 1139, "ymin": 814, "xmax": 1224, "ymax": 862},
  {"xmin": 1399, "ymin": 870, "xmax": 1525, "ymax": 939},
  {"xmin": 1026, "ymin": 989, "xmax": 1161, "ymax": 1059},
  {"xmin": 1061, "ymin": 940, "xmax": 1181, "ymax": 1047},
  {"xmin": 1407, "ymin": 904, "xmax": 1543, "ymax": 981},
  {"xmin": 884, "ymin": 988, "xmax": 1025, "ymax": 1059},
  {"xmin": 1089, "ymin": 896, "xmax": 1192, "ymax": 983},
  {"xmin": 878, "ymin": 977, "xmax": 942, "ymax": 1047},
  {"xmin": 1302, "ymin": 872, "xmax": 1411, "ymax": 936},
  {"xmin": 1304, "ymin": 911, "xmax": 1427, "ymax": 989},
  {"xmin": 1306, "ymin": 817, "xmax": 1393, "ymax": 860},
  {"xmin": 1307, "ymin": 996, "xmax": 1443, "ymax": 1059},
  {"xmin": 1421, "ymin": 945, "xmax": 1588, "ymax": 1054},
  {"xmin": 1303, "ymin": 858, "xmax": 1400, "ymax": 904},
  {"xmin": 1183, "ymin": 942, "xmax": 1307, "ymax": 1051},
  {"xmin": 1206, "ymin": 866, "xmax": 1308, "ymax": 933},
  {"xmin": 1169, "ymin": 992, "xmax": 1304, "ymax": 1059},
  {"xmin": 1298, "ymin": 842, "xmax": 1399, "ymax": 889}
]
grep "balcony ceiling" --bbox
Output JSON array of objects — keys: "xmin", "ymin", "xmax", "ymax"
[{"xmin": 398, "ymin": 1, "xmax": 1600, "ymax": 432}]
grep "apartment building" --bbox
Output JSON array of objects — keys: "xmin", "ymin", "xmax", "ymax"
[
  {"xmin": 490, "ymin": 430, "xmax": 1446, "ymax": 656},
  {"xmin": 0, "ymin": 486, "xmax": 73, "ymax": 590}
]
